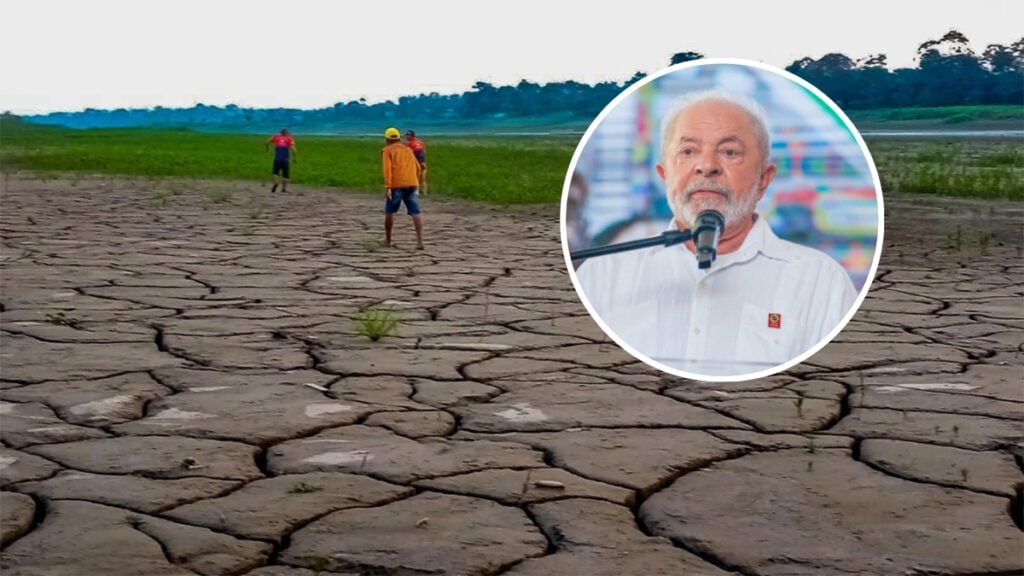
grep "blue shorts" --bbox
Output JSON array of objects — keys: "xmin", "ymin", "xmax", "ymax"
[
  {"xmin": 272, "ymin": 159, "xmax": 290, "ymax": 178},
  {"xmin": 385, "ymin": 187, "xmax": 421, "ymax": 215}
]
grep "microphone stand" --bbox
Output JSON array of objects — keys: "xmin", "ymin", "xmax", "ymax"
[
  {"xmin": 569, "ymin": 210, "xmax": 723, "ymax": 269},
  {"xmin": 569, "ymin": 230, "xmax": 692, "ymax": 261}
]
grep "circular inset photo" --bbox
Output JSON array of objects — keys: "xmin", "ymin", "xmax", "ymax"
[{"xmin": 562, "ymin": 58, "xmax": 883, "ymax": 382}]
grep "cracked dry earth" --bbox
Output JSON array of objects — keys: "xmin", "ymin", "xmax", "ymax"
[{"xmin": 0, "ymin": 173, "xmax": 1021, "ymax": 576}]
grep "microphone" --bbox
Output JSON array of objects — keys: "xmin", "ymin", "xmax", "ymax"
[
  {"xmin": 567, "ymin": 210, "xmax": 724, "ymax": 270},
  {"xmin": 693, "ymin": 210, "xmax": 724, "ymax": 269}
]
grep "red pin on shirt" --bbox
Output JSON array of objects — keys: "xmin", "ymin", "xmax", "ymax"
[{"xmin": 768, "ymin": 313, "xmax": 781, "ymax": 329}]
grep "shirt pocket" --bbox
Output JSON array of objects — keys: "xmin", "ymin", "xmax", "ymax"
[{"xmin": 735, "ymin": 303, "xmax": 799, "ymax": 366}]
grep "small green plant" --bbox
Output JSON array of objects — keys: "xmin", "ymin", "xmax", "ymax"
[
  {"xmin": 948, "ymin": 225, "xmax": 962, "ymax": 251},
  {"xmin": 793, "ymin": 396, "xmax": 805, "ymax": 418},
  {"xmin": 353, "ymin": 308, "xmax": 399, "ymax": 342},
  {"xmin": 288, "ymin": 482, "xmax": 323, "ymax": 494},
  {"xmin": 360, "ymin": 236, "xmax": 383, "ymax": 253},
  {"xmin": 244, "ymin": 192, "xmax": 265, "ymax": 219},
  {"xmin": 959, "ymin": 468, "xmax": 969, "ymax": 483},
  {"xmin": 206, "ymin": 188, "xmax": 233, "ymax": 205},
  {"xmin": 45, "ymin": 311, "xmax": 76, "ymax": 326},
  {"xmin": 151, "ymin": 189, "xmax": 173, "ymax": 208},
  {"xmin": 952, "ymin": 424, "xmax": 960, "ymax": 437},
  {"xmin": 308, "ymin": 556, "xmax": 329, "ymax": 574},
  {"xmin": 805, "ymin": 438, "xmax": 818, "ymax": 454},
  {"xmin": 978, "ymin": 232, "xmax": 995, "ymax": 255}
]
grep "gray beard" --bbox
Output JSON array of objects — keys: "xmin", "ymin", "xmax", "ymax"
[{"xmin": 670, "ymin": 180, "xmax": 761, "ymax": 229}]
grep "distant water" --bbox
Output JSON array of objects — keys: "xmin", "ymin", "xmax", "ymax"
[{"xmin": 861, "ymin": 129, "xmax": 1024, "ymax": 138}]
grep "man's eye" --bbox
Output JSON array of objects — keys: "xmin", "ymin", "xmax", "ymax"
[
  {"xmin": 722, "ymin": 149, "xmax": 738, "ymax": 157},
  {"xmin": 681, "ymin": 148, "xmax": 695, "ymax": 156}
]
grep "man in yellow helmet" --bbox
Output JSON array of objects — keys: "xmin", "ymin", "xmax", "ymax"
[{"xmin": 381, "ymin": 127, "xmax": 425, "ymax": 249}]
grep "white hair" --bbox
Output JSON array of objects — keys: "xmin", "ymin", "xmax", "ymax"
[{"xmin": 659, "ymin": 89, "xmax": 772, "ymax": 165}]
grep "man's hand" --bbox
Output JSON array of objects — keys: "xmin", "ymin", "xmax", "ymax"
[{"xmin": 385, "ymin": 188, "xmax": 392, "ymax": 200}]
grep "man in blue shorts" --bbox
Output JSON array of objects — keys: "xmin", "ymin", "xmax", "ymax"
[
  {"xmin": 266, "ymin": 128, "xmax": 297, "ymax": 193},
  {"xmin": 382, "ymin": 127, "xmax": 425, "ymax": 249}
]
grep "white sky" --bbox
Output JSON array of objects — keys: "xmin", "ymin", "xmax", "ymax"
[{"xmin": 3, "ymin": 0, "xmax": 1021, "ymax": 114}]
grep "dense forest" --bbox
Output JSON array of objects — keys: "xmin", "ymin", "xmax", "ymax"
[{"xmin": 19, "ymin": 30, "xmax": 1024, "ymax": 132}]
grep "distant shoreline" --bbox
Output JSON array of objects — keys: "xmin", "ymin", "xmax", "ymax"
[{"xmin": 14, "ymin": 105, "xmax": 1022, "ymax": 137}]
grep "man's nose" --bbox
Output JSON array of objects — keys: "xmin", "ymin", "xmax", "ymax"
[{"xmin": 695, "ymin": 151, "xmax": 722, "ymax": 177}]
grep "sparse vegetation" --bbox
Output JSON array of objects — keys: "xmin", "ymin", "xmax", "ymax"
[
  {"xmin": 151, "ymin": 189, "xmax": 174, "ymax": 208},
  {"xmin": 868, "ymin": 139, "xmax": 1024, "ymax": 200},
  {"xmin": 288, "ymin": 482, "xmax": 323, "ymax": 494},
  {"xmin": 45, "ymin": 311, "xmax": 77, "ymax": 327},
  {"xmin": 308, "ymin": 556, "xmax": 329, "ymax": 574},
  {"xmin": 946, "ymin": 225, "xmax": 963, "ymax": 251},
  {"xmin": 360, "ymin": 235, "xmax": 383, "ymax": 253},
  {"xmin": 978, "ymin": 232, "xmax": 996, "ymax": 254},
  {"xmin": 793, "ymin": 396, "xmax": 805, "ymax": 418},
  {"xmin": 353, "ymin": 308, "xmax": 400, "ymax": 342},
  {"xmin": 205, "ymin": 188, "xmax": 233, "ymax": 205},
  {"xmin": 244, "ymin": 191, "xmax": 266, "ymax": 219}
]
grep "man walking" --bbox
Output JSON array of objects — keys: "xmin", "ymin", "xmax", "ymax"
[
  {"xmin": 266, "ymin": 128, "xmax": 297, "ymax": 193},
  {"xmin": 382, "ymin": 127, "xmax": 425, "ymax": 250}
]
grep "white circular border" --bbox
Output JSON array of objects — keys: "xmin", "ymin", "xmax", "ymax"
[{"xmin": 560, "ymin": 57, "xmax": 886, "ymax": 383}]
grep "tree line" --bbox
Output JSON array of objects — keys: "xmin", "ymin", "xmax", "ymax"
[{"xmin": 22, "ymin": 30, "xmax": 1023, "ymax": 131}]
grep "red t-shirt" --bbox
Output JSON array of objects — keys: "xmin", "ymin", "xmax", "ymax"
[
  {"xmin": 270, "ymin": 135, "xmax": 294, "ymax": 161},
  {"xmin": 406, "ymin": 137, "xmax": 425, "ymax": 163}
]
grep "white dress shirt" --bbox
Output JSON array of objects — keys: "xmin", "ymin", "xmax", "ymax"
[{"xmin": 574, "ymin": 215, "xmax": 858, "ymax": 376}]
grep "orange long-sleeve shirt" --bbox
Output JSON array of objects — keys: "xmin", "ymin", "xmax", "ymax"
[{"xmin": 381, "ymin": 142, "xmax": 423, "ymax": 188}]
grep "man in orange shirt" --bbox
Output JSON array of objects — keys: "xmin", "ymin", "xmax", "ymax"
[{"xmin": 382, "ymin": 127, "xmax": 425, "ymax": 250}]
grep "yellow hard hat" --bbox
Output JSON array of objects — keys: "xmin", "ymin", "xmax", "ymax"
[{"xmin": 384, "ymin": 127, "xmax": 401, "ymax": 140}]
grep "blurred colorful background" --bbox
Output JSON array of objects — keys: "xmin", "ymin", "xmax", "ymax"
[{"xmin": 565, "ymin": 63, "xmax": 880, "ymax": 292}]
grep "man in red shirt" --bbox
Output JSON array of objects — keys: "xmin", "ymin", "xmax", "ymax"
[
  {"xmin": 265, "ymin": 128, "xmax": 297, "ymax": 193},
  {"xmin": 404, "ymin": 129, "xmax": 427, "ymax": 194}
]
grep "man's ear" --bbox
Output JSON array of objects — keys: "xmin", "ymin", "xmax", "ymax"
[
  {"xmin": 655, "ymin": 162, "xmax": 666, "ymax": 182},
  {"xmin": 758, "ymin": 163, "xmax": 777, "ymax": 200}
]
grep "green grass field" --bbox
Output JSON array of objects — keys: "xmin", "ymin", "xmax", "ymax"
[
  {"xmin": 865, "ymin": 138, "xmax": 1023, "ymax": 200},
  {"xmin": 2, "ymin": 115, "xmax": 1021, "ymax": 202},
  {"xmin": 849, "ymin": 105, "xmax": 1023, "ymax": 125},
  {"xmin": 0, "ymin": 118, "xmax": 577, "ymax": 204}
]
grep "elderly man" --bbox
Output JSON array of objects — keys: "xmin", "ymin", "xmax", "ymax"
[{"xmin": 574, "ymin": 89, "xmax": 857, "ymax": 376}]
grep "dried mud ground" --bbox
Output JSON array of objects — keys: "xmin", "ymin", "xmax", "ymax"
[{"xmin": 0, "ymin": 173, "xmax": 1021, "ymax": 576}]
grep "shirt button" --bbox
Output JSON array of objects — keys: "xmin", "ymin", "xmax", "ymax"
[
  {"xmin": 773, "ymin": 338, "xmax": 780, "ymax": 345},
  {"xmin": 694, "ymin": 328, "xmax": 701, "ymax": 335}
]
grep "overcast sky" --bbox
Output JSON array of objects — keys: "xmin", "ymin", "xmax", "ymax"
[{"xmin": 3, "ymin": 0, "xmax": 1021, "ymax": 114}]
